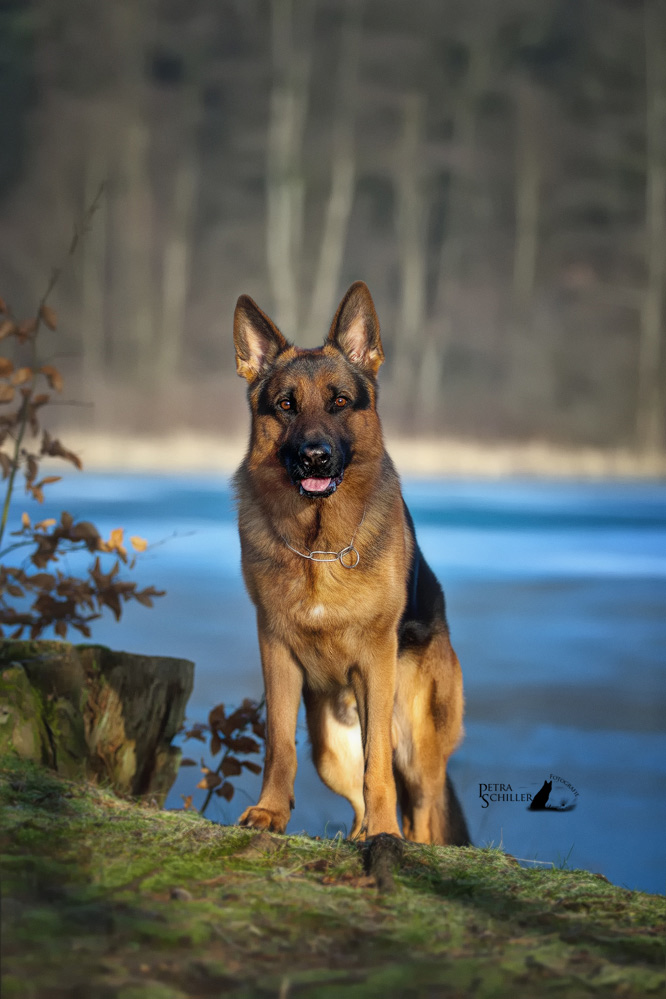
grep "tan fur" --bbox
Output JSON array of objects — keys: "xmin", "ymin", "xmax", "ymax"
[{"xmin": 233, "ymin": 282, "xmax": 465, "ymax": 842}]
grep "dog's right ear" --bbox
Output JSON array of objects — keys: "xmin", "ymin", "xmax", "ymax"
[
  {"xmin": 233, "ymin": 295, "xmax": 289, "ymax": 383},
  {"xmin": 326, "ymin": 282, "xmax": 384, "ymax": 377}
]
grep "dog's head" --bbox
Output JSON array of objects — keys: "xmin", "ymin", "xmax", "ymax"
[{"xmin": 234, "ymin": 282, "xmax": 385, "ymax": 499}]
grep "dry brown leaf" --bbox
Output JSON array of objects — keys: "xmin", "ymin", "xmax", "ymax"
[
  {"xmin": 230, "ymin": 735, "xmax": 261, "ymax": 754},
  {"xmin": 215, "ymin": 782, "xmax": 235, "ymax": 801},
  {"xmin": 221, "ymin": 757, "xmax": 242, "ymax": 778},
  {"xmin": 11, "ymin": 367, "xmax": 32, "ymax": 386},
  {"xmin": 0, "ymin": 319, "xmax": 16, "ymax": 340},
  {"xmin": 242, "ymin": 760, "xmax": 262, "ymax": 775},
  {"xmin": 0, "ymin": 358, "xmax": 13, "ymax": 377},
  {"xmin": 0, "ymin": 384, "xmax": 15, "ymax": 404},
  {"xmin": 34, "ymin": 519, "xmax": 56, "ymax": 531},
  {"xmin": 27, "ymin": 573, "xmax": 56, "ymax": 590},
  {"xmin": 40, "ymin": 304, "xmax": 57, "ymax": 330},
  {"xmin": 133, "ymin": 590, "xmax": 153, "ymax": 607},
  {"xmin": 0, "ymin": 297, "xmax": 7, "ymax": 313},
  {"xmin": 21, "ymin": 512, "xmax": 31, "ymax": 529},
  {"xmin": 196, "ymin": 772, "xmax": 222, "ymax": 791},
  {"xmin": 40, "ymin": 433, "xmax": 82, "ymax": 470},
  {"xmin": 209, "ymin": 704, "xmax": 226, "ymax": 728},
  {"xmin": 40, "ymin": 365, "xmax": 64, "ymax": 392},
  {"xmin": 109, "ymin": 527, "xmax": 124, "ymax": 547},
  {"xmin": 70, "ymin": 521, "xmax": 101, "ymax": 548},
  {"xmin": 130, "ymin": 536, "xmax": 148, "ymax": 552}
]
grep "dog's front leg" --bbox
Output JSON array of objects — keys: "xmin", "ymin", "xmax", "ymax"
[
  {"xmin": 350, "ymin": 640, "xmax": 402, "ymax": 840},
  {"xmin": 238, "ymin": 630, "xmax": 302, "ymax": 833}
]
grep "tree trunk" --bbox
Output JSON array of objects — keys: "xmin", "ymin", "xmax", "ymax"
[
  {"xmin": 433, "ymin": 31, "xmax": 490, "ymax": 320},
  {"xmin": 80, "ymin": 118, "xmax": 108, "ymax": 395},
  {"xmin": 506, "ymin": 80, "xmax": 547, "ymax": 412},
  {"xmin": 638, "ymin": 3, "xmax": 666, "ymax": 454},
  {"xmin": 394, "ymin": 93, "xmax": 429, "ymax": 424},
  {"xmin": 512, "ymin": 81, "xmax": 540, "ymax": 315},
  {"xmin": 306, "ymin": 0, "xmax": 364, "ymax": 336},
  {"xmin": 123, "ymin": 118, "xmax": 157, "ymax": 380},
  {"xmin": 266, "ymin": 0, "xmax": 316, "ymax": 336},
  {"xmin": 157, "ymin": 89, "xmax": 201, "ymax": 384},
  {"xmin": 0, "ymin": 641, "xmax": 194, "ymax": 806}
]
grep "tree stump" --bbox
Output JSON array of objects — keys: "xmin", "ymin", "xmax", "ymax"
[{"xmin": 0, "ymin": 641, "xmax": 194, "ymax": 805}]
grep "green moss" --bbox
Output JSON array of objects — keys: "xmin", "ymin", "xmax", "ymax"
[
  {"xmin": 0, "ymin": 664, "xmax": 50, "ymax": 763},
  {"xmin": 0, "ymin": 640, "xmax": 62, "ymax": 666},
  {"xmin": 116, "ymin": 986, "xmax": 188, "ymax": 999},
  {"xmin": 1, "ymin": 755, "xmax": 665, "ymax": 998}
]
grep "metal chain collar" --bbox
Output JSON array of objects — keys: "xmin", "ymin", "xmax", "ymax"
[{"xmin": 282, "ymin": 506, "xmax": 366, "ymax": 570}]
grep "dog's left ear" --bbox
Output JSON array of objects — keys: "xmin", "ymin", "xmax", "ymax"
[
  {"xmin": 326, "ymin": 282, "xmax": 384, "ymax": 377},
  {"xmin": 234, "ymin": 295, "xmax": 289, "ymax": 383}
]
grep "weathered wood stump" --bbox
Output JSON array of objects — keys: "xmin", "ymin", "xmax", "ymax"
[{"xmin": 0, "ymin": 640, "xmax": 194, "ymax": 805}]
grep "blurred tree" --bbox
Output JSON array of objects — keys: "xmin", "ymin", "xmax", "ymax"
[
  {"xmin": 265, "ymin": 0, "xmax": 315, "ymax": 336},
  {"xmin": 0, "ymin": 1, "xmax": 33, "ymax": 194},
  {"xmin": 639, "ymin": 0, "xmax": 666, "ymax": 454},
  {"xmin": 306, "ymin": 0, "xmax": 364, "ymax": 337},
  {"xmin": 0, "ymin": 0, "xmax": 662, "ymax": 457}
]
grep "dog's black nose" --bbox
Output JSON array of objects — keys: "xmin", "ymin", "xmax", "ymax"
[{"xmin": 300, "ymin": 442, "xmax": 332, "ymax": 472}]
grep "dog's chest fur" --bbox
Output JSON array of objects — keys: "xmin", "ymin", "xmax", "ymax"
[{"xmin": 239, "ymin": 499, "xmax": 409, "ymax": 690}]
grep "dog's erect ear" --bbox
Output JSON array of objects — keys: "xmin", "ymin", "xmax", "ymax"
[
  {"xmin": 326, "ymin": 282, "xmax": 384, "ymax": 377},
  {"xmin": 233, "ymin": 295, "xmax": 289, "ymax": 382}
]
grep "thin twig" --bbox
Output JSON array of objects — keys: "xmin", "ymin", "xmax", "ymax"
[{"xmin": 0, "ymin": 183, "xmax": 106, "ymax": 549}]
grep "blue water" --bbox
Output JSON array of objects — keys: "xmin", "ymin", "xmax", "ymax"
[{"xmin": 8, "ymin": 473, "xmax": 665, "ymax": 895}]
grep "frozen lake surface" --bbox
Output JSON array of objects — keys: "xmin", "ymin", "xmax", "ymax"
[{"xmin": 15, "ymin": 473, "xmax": 665, "ymax": 895}]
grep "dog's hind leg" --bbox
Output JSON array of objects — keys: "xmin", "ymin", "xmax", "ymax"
[
  {"xmin": 304, "ymin": 688, "xmax": 365, "ymax": 838},
  {"xmin": 393, "ymin": 638, "xmax": 468, "ymax": 845}
]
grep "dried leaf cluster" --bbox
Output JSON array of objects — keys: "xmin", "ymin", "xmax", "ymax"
[
  {"xmin": 0, "ymin": 281, "xmax": 163, "ymax": 639},
  {"xmin": 180, "ymin": 699, "xmax": 266, "ymax": 813}
]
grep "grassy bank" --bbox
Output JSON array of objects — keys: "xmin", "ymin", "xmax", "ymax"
[{"xmin": 1, "ymin": 756, "xmax": 664, "ymax": 998}]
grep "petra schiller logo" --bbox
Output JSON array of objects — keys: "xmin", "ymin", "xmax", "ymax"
[
  {"xmin": 477, "ymin": 774, "xmax": 579, "ymax": 811},
  {"xmin": 528, "ymin": 774, "xmax": 578, "ymax": 812},
  {"xmin": 478, "ymin": 783, "xmax": 533, "ymax": 808}
]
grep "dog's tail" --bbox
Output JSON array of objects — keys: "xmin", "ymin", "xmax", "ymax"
[{"xmin": 446, "ymin": 773, "xmax": 471, "ymax": 846}]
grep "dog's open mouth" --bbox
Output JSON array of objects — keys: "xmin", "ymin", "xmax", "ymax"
[{"xmin": 298, "ymin": 474, "xmax": 343, "ymax": 497}]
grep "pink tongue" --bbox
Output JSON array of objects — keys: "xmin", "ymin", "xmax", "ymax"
[{"xmin": 301, "ymin": 477, "xmax": 332, "ymax": 493}]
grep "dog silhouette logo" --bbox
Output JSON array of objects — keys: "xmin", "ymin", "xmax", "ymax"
[
  {"xmin": 528, "ymin": 776, "xmax": 577, "ymax": 811},
  {"xmin": 529, "ymin": 779, "xmax": 552, "ymax": 810}
]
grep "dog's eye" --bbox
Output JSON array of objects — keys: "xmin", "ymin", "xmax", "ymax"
[
  {"xmin": 334, "ymin": 396, "xmax": 348, "ymax": 409},
  {"xmin": 278, "ymin": 399, "xmax": 292, "ymax": 411}
]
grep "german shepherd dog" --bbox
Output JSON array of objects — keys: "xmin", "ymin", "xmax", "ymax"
[{"xmin": 233, "ymin": 282, "xmax": 469, "ymax": 845}]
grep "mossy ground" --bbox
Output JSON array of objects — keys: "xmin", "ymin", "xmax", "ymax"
[{"xmin": 1, "ymin": 756, "xmax": 664, "ymax": 999}]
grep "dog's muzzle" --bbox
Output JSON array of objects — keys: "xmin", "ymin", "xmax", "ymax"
[{"xmin": 288, "ymin": 441, "xmax": 345, "ymax": 497}]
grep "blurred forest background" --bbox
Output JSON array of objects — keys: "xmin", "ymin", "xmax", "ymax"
[{"xmin": 0, "ymin": 0, "xmax": 665, "ymax": 455}]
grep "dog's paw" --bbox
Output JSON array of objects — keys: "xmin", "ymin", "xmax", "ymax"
[{"xmin": 238, "ymin": 805, "xmax": 289, "ymax": 833}]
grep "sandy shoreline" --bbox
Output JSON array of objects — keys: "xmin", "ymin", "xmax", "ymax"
[{"xmin": 55, "ymin": 430, "xmax": 666, "ymax": 479}]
